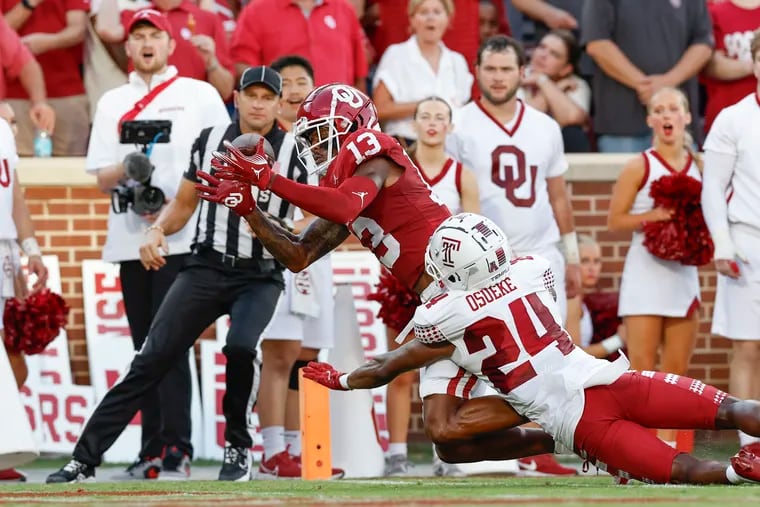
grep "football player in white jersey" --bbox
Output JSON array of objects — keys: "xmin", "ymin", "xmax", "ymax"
[
  {"xmin": 0, "ymin": 102, "xmax": 48, "ymax": 482},
  {"xmin": 446, "ymin": 33, "xmax": 580, "ymax": 476},
  {"xmin": 702, "ymin": 30, "xmax": 760, "ymax": 452},
  {"xmin": 305, "ymin": 213, "xmax": 760, "ymax": 485},
  {"xmin": 608, "ymin": 87, "xmax": 702, "ymax": 448},
  {"xmin": 446, "ymin": 35, "xmax": 580, "ymax": 323}
]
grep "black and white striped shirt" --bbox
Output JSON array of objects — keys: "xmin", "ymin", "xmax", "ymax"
[{"xmin": 184, "ymin": 122, "xmax": 308, "ymax": 260}]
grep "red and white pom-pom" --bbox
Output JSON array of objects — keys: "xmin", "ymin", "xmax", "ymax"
[
  {"xmin": 3, "ymin": 289, "xmax": 70, "ymax": 355},
  {"xmin": 367, "ymin": 270, "xmax": 421, "ymax": 333},
  {"xmin": 643, "ymin": 172, "xmax": 714, "ymax": 266}
]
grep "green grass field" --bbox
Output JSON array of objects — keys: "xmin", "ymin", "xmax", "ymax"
[{"xmin": 2, "ymin": 477, "xmax": 760, "ymax": 507}]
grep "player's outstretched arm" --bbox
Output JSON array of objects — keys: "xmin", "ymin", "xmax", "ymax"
[
  {"xmin": 304, "ymin": 340, "xmax": 455, "ymax": 390},
  {"xmin": 243, "ymin": 211, "xmax": 351, "ymax": 272},
  {"xmin": 267, "ymin": 158, "xmax": 389, "ymax": 225}
]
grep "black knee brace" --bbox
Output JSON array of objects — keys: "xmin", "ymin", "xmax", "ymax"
[{"xmin": 289, "ymin": 359, "xmax": 311, "ymax": 390}]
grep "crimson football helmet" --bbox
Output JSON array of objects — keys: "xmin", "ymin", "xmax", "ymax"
[
  {"xmin": 293, "ymin": 83, "xmax": 379, "ymax": 175},
  {"xmin": 425, "ymin": 213, "xmax": 511, "ymax": 291}
]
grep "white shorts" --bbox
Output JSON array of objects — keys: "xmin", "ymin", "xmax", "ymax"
[
  {"xmin": 261, "ymin": 255, "xmax": 335, "ymax": 349},
  {"xmin": 0, "ymin": 239, "xmax": 20, "ymax": 331},
  {"xmin": 712, "ymin": 225, "xmax": 760, "ymax": 340},
  {"xmin": 418, "ymin": 358, "xmax": 494, "ymax": 399}
]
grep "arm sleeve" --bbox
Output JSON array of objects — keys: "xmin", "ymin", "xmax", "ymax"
[
  {"xmin": 372, "ymin": 45, "xmax": 400, "ymax": 97},
  {"xmin": 230, "ymin": 5, "xmax": 262, "ymax": 66},
  {"xmin": 701, "ymin": 150, "xmax": 737, "ymax": 259},
  {"xmin": 546, "ymin": 120, "xmax": 569, "ymax": 178},
  {"xmin": 85, "ymin": 95, "xmax": 120, "ymax": 173},
  {"xmin": 689, "ymin": 0, "xmax": 714, "ymax": 48},
  {"xmin": 0, "ymin": 17, "xmax": 33, "ymax": 79},
  {"xmin": 580, "ymin": 0, "xmax": 614, "ymax": 46},
  {"xmin": 269, "ymin": 173, "xmax": 380, "ymax": 225}
]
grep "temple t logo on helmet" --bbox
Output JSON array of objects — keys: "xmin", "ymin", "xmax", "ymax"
[
  {"xmin": 425, "ymin": 213, "xmax": 511, "ymax": 291},
  {"xmin": 293, "ymin": 83, "xmax": 379, "ymax": 176}
]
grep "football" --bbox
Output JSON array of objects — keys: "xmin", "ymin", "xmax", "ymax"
[{"xmin": 230, "ymin": 133, "xmax": 276, "ymax": 163}]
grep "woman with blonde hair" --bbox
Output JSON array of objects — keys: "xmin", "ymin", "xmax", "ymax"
[
  {"xmin": 608, "ymin": 86, "xmax": 702, "ymax": 447},
  {"xmin": 565, "ymin": 234, "xmax": 625, "ymax": 359},
  {"xmin": 372, "ymin": 0, "xmax": 473, "ymax": 147}
]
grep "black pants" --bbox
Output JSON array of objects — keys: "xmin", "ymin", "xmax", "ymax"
[
  {"xmin": 74, "ymin": 255, "xmax": 283, "ymax": 466},
  {"xmin": 120, "ymin": 255, "xmax": 191, "ymax": 459}
]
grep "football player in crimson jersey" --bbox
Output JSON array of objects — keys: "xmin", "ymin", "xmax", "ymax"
[
  {"xmin": 305, "ymin": 213, "xmax": 760, "ymax": 486},
  {"xmin": 195, "ymin": 83, "xmax": 558, "ymax": 464}
]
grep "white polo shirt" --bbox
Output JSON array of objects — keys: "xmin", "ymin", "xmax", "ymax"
[
  {"xmin": 373, "ymin": 36, "xmax": 473, "ymax": 140},
  {"xmin": 0, "ymin": 119, "xmax": 17, "ymax": 240},
  {"xmin": 703, "ymin": 93, "xmax": 760, "ymax": 231},
  {"xmin": 86, "ymin": 66, "xmax": 230, "ymax": 262}
]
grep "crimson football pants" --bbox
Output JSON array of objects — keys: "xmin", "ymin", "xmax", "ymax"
[{"xmin": 574, "ymin": 371, "xmax": 726, "ymax": 484}]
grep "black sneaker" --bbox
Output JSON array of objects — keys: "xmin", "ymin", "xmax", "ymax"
[
  {"xmin": 112, "ymin": 457, "xmax": 162, "ymax": 480},
  {"xmin": 158, "ymin": 446, "xmax": 191, "ymax": 481},
  {"xmin": 46, "ymin": 460, "xmax": 95, "ymax": 483},
  {"xmin": 218, "ymin": 444, "xmax": 251, "ymax": 481}
]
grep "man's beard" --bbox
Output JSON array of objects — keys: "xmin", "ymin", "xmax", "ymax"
[
  {"xmin": 134, "ymin": 58, "xmax": 166, "ymax": 75},
  {"xmin": 479, "ymin": 82, "xmax": 519, "ymax": 106}
]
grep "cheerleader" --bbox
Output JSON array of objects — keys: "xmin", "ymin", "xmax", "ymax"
[{"xmin": 607, "ymin": 87, "xmax": 701, "ymax": 447}]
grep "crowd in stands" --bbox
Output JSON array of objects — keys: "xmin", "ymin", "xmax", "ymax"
[{"xmin": 4, "ymin": 0, "xmax": 757, "ymax": 156}]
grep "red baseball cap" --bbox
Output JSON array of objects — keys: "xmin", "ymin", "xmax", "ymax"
[{"xmin": 127, "ymin": 9, "xmax": 173, "ymax": 37}]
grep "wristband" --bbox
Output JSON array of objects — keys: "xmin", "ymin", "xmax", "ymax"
[
  {"xmin": 600, "ymin": 334, "xmax": 624, "ymax": 354},
  {"xmin": 338, "ymin": 374, "xmax": 351, "ymax": 390},
  {"xmin": 21, "ymin": 237, "xmax": 41, "ymax": 257},
  {"xmin": 146, "ymin": 224, "xmax": 165, "ymax": 235},
  {"xmin": 561, "ymin": 231, "xmax": 580, "ymax": 265},
  {"xmin": 21, "ymin": 0, "xmax": 35, "ymax": 10},
  {"xmin": 711, "ymin": 228, "xmax": 736, "ymax": 260}
]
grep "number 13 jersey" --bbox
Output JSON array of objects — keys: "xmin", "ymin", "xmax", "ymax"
[
  {"xmin": 323, "ymin": 128, "xmax": 451, "ymax": 289},
  {"xmin": 447, "ymin": 100, "xmax": 567, "ymax": 253}
]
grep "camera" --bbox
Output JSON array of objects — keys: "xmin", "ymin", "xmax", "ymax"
[{"xmin": 112, "ymin": 120, "xmax": 172, "ymax": 215}]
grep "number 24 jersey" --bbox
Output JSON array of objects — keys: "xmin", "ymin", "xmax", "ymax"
[
  {"xmin": 322, "ymin": 128, "xmax": 451, "ymax": 289},
  {"xmin": 413, "ymin": 256, "xmax": 628, "ymax": 448}
]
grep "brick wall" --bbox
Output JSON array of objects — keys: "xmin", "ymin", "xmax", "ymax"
[{"xmin": 19, "ymin": 158, "xmax": 732, "ymax": 437}]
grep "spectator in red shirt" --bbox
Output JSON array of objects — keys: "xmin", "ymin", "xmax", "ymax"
[
  {"xmin": 2, "ymin": 0, "xmax": 88, "ymax": 156},
  {"xmin": 95, "ymin": 0, "xmax": 234, "ymax": 99},
  {"xmin": 702, "ymin": 0, "xmax": 760, "ymax": 135},
  {"xmin": 0, "ymin": 15, "xmax": 54, "ymax": 136},
  {"xmin": 231, "ymin": 0, "xmax": 368, "ymax": 89},
  {"xmin": 365, "ymin": 0, "xmax": 509, "ymax": 67}
]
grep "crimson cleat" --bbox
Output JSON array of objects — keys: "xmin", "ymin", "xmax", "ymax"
[
  {"xmin": 518, "ymin": 454, "xmax": 578, "ymax": 476},
  {"xmin": 258, "ymin": 451, "xmax": 302, "ymax": 479},
  {"xmin": 0, "ymin": 469, "xmax": 26, "ymax": 482},
  {"xmin": 731, "ymin": 447, "xmax": 760, "ymax": 484}
]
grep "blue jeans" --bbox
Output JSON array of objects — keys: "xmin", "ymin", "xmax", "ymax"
[{"xmin": 597, "ymin": 134, "xmax": 652, "ymax": 154}]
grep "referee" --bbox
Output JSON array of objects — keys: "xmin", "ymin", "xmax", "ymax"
[{"xmin": 47, "ymin": 66, "xmax": 307, "ymax": 483}]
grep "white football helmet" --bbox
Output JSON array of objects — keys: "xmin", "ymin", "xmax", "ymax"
[{"xmin": 425, "ymin": 213, "xmax": 511, "ymax": 291}]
